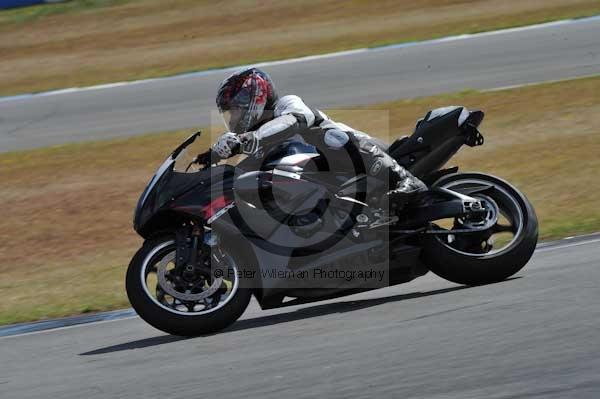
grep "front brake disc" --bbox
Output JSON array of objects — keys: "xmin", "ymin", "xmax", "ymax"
[{"xmin": 155, "ymin": 253, "xmax": 223, "ymax": 301}]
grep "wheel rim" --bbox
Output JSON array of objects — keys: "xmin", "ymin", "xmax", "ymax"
[
  {"xmin": 435, "ymin": 179, "xmax": 525, "ymax": 257},
  {"xmin": 140, "ymin": 240, "xmax": 240, "ymax": 316}
]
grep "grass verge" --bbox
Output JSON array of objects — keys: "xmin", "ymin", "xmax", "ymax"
[
  {"xmin": 2, "ymin": 0, "xmax": 600, "ymax": 95},
  {"xmin": 1, "ymin": 75, "xmax": 599, "ymax": 325}
]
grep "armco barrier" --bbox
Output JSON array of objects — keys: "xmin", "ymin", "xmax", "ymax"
[{"xmin": 0, "ymin": 0, "xmax": 66, "ymax": 9}]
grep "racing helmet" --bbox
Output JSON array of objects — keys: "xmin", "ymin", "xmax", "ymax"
[{"xmin": 216, "ymin": 67, "xmax": 278, "ymax": 134}]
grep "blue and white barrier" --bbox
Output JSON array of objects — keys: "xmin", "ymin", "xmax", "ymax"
[{"xmin": 0, "ymin": 0, "xmax": 66, "ymax": 9}]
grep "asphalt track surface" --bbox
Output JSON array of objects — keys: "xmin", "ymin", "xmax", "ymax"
[
  {"xmin": 1, "ymin": 236, "xmax": 599, "ymax": 398},
  {"xmin": 2, "ymin": 17, "xmax": 600, "ymax": 152}
]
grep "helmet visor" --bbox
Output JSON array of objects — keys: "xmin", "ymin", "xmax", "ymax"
[{"xmin": 220, "ymin": 107, "xmax": 247, "ymax": 134}]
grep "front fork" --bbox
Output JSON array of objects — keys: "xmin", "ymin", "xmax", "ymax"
[
  {"xmin": 175, "ymin": 222, "xmax": 203, "ymax": 276},
  {"xmin": 175, "ymin": 222, "xmax": 227, "ymax": 288}
]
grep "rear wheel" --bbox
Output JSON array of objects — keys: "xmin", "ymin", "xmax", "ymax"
[
  {"xmin": 422, "ymin": 173, "xmax": 538, "ymax": 285},
  {"xmin": 126, "ymin": 235, "xmax": 252, "ymax": 336}
]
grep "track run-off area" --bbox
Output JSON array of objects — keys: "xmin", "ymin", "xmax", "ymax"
[{"xmin": 1, "ymin": 16, "xmax": 600, "ymax": 152}]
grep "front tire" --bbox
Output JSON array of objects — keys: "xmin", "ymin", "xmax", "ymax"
[
  {"xmin": 422, "ymin": 173, "xmax": 538, "ymax": 285},
  {"xmin": 126, "ymin": 235, "xmax": 252, "ymax": 336}
]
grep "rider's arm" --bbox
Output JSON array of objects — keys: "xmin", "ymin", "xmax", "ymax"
[{"xmin": 240, "ymin": 95, "xmax": 317, "ymax": 154}]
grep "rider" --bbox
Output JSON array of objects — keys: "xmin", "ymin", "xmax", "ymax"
[{"xmin": 208, "ymin": 67, "xmax": 426, "ymax": 212}]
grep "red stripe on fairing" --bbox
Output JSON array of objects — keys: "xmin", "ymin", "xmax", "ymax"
[{"xmin": 202, "ymin": 196, "xmax": 231, "ymax": 219}]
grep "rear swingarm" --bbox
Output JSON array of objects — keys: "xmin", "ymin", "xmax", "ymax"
[
  {"xmin": 391, "ymin": 224, "xmax": 493, "ymax": 236},
  {"xmin": 392, "ymin": 186, "xmax": 497, "ymax": 234}
]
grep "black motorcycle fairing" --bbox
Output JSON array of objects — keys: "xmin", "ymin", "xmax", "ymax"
[
  {"xmin": 133, "ymin": 109, "xmax": 490, "ymax": 300},
  {"xmin": 133, "ymin": 131, "xmax": 203, "ymax": 233},
  {"xmin": 238, "ymin": 139, "xmax": 333, "ymax": 177},
  {"xmin": 134, "ymin": 165, "xmax": 236, "ymax": 238},
  {"xmin": 233, "ymin": 171, "xmax": 270, "ymax": 210},
  {"xmin": 201, "ymin": 196, "xmax": 430, "ymax": 309},
  {"xmin": 263, "ymin": 141, "xmax": 323, "ymax": 170},
  {"xmin": 170, "ymin": 165, "xmax": 236, "ymax": 215},
  {"xmin": 388, "ymin": 108, "xmax": 485, "ymax": 178},
  {"xmin": 388, "ymin": 107, "xmax": 464, "ymax": 175},
  {"xmin": 133, "ymin": 157, "xmax": 174, "ymax": 233}
]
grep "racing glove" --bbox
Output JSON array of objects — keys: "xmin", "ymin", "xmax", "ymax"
[{"xmin": 212, "ymin": 132, "xmax": 242, "ymax": 159}]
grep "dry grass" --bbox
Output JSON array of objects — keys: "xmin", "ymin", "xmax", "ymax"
[
  {"xmin": 1, "ymin": 75, "xmax": 599, "ymax": 325},
  {"xmin": 2, "ymin": 0, "xmax": 600, "ymax": 95}
]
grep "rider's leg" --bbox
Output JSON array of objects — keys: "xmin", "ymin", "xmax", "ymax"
[
  {"xmin": 352, "ymin": 135, "xmax": 427, "ymax": 210},
  {"xmin": 319, "ymin": 128, "xmax": 426, "ymax": 210}
]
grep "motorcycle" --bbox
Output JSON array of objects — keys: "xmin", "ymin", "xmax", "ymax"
[{"xmin": 126, "ymin": 106, "xmax": 538, "ymax": 336}]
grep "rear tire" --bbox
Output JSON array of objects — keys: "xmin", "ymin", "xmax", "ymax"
[
  {"xmin": 126, "ymin": 235, "xmax": 252, "ymax": 336},
  {"xmin": 422, "ymin": 173, "xmax": 538, "ymax": 285}
]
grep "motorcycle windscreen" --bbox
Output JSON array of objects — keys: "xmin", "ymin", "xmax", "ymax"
[{"xmin": 135, "ymin": 168, "xmax": 208, "ymax": 231}]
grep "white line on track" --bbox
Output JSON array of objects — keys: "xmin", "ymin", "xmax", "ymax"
[
  {"xmin": 1, "ymin": 233, "xmax": 599, "ymax": 339},
  {"xmin": 0, "ymin": 316, "xmax": 139, "ymax": 340},
  {"xmin": 1, "ymin": 14, "xmax": 599, "ymax": 104},
  {"xmin": 481, "ymin": 73, "xmax": 600, "ymax": 92},
  {"xmin": 535, "ymin": 238, "xmax": 600, "ymax": 253}
]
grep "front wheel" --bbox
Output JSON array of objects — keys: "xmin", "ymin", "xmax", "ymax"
[
  {"xmin": 126, "ymin": 235, "xmax": 252, "ymax": 336},
  {"xmin": 422, "ymin": 173, "xmax": 538, "ymax": 285}
]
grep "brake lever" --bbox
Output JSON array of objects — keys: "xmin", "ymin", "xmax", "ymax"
[{"xmin": 193, "ymin": 150, "xmax": 216, "ymax": 170}]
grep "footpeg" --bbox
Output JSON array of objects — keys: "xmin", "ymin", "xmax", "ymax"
[
  {"xmin": 355, "ymin": 211, "xmax": 398, "ymax": 229},
  {"xmin": 369, "ymin": 215, "xmax": 399, "ymax": 229}
]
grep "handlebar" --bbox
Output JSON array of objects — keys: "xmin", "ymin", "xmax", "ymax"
[
  {"xmin": 194, "ymin": 150, "xmax": 212, "ymax": 165},
  {"xmin": 190, "ymin": 150, "xmax": 218, "ymax": 171}
]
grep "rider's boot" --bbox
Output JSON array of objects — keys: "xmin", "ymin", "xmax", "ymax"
[{"xmin": 382, "ymin": 163, "xmax": 428, "ymax": 213}]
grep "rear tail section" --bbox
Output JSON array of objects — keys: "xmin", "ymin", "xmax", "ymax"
[{"xmin": 387, "ymin": 107, "xmax": 485, "ymax": 178}]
